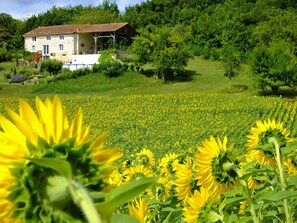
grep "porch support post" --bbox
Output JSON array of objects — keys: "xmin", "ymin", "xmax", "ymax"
[
  {"xmin": 113, "ymin": 31, "xmax": 116, "ymax": 48},
  {"xmin": 76, "ymin": 33, "xmax": 80, "ymax": 55},
  {"xmin": 92, "ymin": 33, "xmax": 100, "ymax": 54}
]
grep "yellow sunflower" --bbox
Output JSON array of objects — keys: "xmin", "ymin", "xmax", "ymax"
[
  {"xmin": 246, "ymin": 119, "xmax": 293, "ymax": 166},
  {"xmin": 158, "ymin": 153, "xmax": 179, "ymax": 178},
  {"xmin": 174, "ymin": 156, "xmax": 198, "ymax": 202},
  {"xmin": 106, "ymin": 169, "xmax": 123, "ymax": 188},
  {"xmin": 195, "ymin": 136, "xmax": 240, "ymax": 200},
  {"xmin": 0, "ymin": 96, "xmax": 122, "ymax": 222},
  {"xmin": 286, "ymin": 157, "xmax": 297, "ymax": 175},
  {"xmin": 123, "ymin": 164, "xmax": 153, "ymax": 183},
  {"xmin": 239, "ymin": 201, "xmax": 247, "ymax": 214},
  {"xmin": 183, "ymin": 187, "xmax": 223, "ymax": 223},
  {"xmin": 0, "ymin": 166, "xmax": 20, "ymax": 223},
  {"xmin": 147, "ymin": 177, "xmax": 173, "ymax": 202},
  {"xmin": 128, "ymin": 196, "xmax": 148, "ymax": 223},
  {"xmin": 136, "ymin": 148, "xmax": 155, "ymax": 168}
]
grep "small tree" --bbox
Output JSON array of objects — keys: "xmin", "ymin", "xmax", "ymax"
[
  {"xmin": 220, "ymin": 44, "xmax": 241, "ymax": 88},
  {"xmin": 250, "ymin": 40, "xmax": 297, "ymax": 94},
  {"xmin": 131, "ymin": 26, "xmax": 193, "ymax": 80},
  {"xmin": 40, "ymin": 59, "xmax": 63, "ymax": 75}
]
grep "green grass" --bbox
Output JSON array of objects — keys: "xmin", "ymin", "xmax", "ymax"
[
  {"xmin": 0, "ymin": 57, "xmax": 255, "ymax": 98},
  {"xmin": 30, "ymin": 71, "xmax": 164, "ymax": 96}
]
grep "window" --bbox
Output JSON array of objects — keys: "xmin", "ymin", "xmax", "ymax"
[
  {"xmin": 32, "ymin": 45, "xmax": 36, "ymax": 52},
  {"xmin": 59, "ymin": 35, "xmax": 64, "ymax": 40},
  {"xmin": 43, "ymin": 45, "xmax": 49, "ymax": 55},
  {"xmin": 59, "ymin": 44, "xmax": 64, "ymax": 51},
  {"xmin": 46, "ymin": 36, "xmax": 51, "ymax": 40},
  {"xmin": 32, "ymin": 36, "xmax": 36, "ymax": 41}
]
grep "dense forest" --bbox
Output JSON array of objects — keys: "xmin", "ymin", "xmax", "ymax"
[
  {"xmin": 1, "ymin": 0, "xmax": 297, "ymax": 91},
  {"xmin": 1, "ymin": 0, "xmax": 296, "ymax": 58}
]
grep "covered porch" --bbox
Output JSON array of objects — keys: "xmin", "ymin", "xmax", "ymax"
[{"xmin": 73, "ymin": 22, "xmax": 136, "ymax": 56}]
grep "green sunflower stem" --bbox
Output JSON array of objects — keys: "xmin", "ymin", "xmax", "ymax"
[
  {"xmin": 246, "ymin": 188, "xmax": 259, "ymax": 223},
  {"xmin": 69, "ymin": 180, "xmax": 103, "ymax": 223},
  {"xmin": 269, "ymin": 137, "xmax": 292, "ymax": 223},
  {"xmin": 233, "ymin": 166, "xmax": 259, "ymax": 223}
]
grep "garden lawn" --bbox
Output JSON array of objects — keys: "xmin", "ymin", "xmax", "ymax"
[{"xmin": 0, "ymin": 57, "xmax": 256, "ymax": 98}]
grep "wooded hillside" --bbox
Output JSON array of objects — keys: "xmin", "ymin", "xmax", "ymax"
[{"xmin": 1, "ymin": 0, "xmax": 296, "ymax": 60}]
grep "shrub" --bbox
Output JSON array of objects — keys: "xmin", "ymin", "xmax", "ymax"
[
  {"xmin": 98, "ymin": 49, "xmax": 117, "ymax": 63},
  {"xmin": 72, "ymin": 68, "xmax": 92, "ymax": 78},
  {"xmin": 10, "ymin": 74, "xmax": 27, "ymax": 84},
  {"xmin": 93, "ymin": 60, "xmax": 124, "ymax": 78},
  {"xmin": 40, "ymin": 59, "xmax": 63, "ymax": 75},
  {"xmin": 122, "ymin": 63, "xmax": 129, "ymax": 71},
  {"xmin": 59, "ymin": 69, "xmax": 73, "ymax": 79},
  {"xmin": 0, "ymin": 49, "xmax": 12, "ymax": 62},
  {"xmin": 43, "ymin": 68, "xmax": 93, "ymax": 84}
]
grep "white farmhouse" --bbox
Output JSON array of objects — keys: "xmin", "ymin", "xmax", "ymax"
[{"xmin": 23, "ymin": 22, "xmax": 135, "ymax": 66}]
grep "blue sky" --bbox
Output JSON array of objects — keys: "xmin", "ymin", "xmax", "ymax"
[{"xmin": 0, "ymin": 0, "xmax": 145, "ymax": 20}]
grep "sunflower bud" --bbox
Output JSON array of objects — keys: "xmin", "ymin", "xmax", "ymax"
[{"xmin": 222, "ymin": 161, "xmax": 234, "ymax": 171}]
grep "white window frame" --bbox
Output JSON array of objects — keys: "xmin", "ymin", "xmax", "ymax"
[
  {"xmin": 32, "ymin": 36, "xmax": 36, "ymax": 41},
  {"xmin": 59, "ymin": 35, "xmax": 64, "ymax": 40},
  {"xmin": 59, "ymin": 44, "xmax": 64, "ymax": 51},
  {"xmin": 46, "ymin": 36, "xmax": 51, "ymax": 40},
  {"xmin": 32, "ymin": 45, "xmax": 36, "ymax": 52}
]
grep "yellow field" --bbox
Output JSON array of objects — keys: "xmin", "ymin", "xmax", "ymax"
[{"xmin": 0, "ymin": 93, "xmax": 294, "ymax": 157}]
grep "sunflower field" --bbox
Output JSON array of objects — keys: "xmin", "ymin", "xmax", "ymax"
[
  {"xmin": 1, "ymin": 93, "xmax": 297, "ymax": 222},
  {"xmin": 0, "ymin": 93, "xmax": 293, "ymax": 156}
]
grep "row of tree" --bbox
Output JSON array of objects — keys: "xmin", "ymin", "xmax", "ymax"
[
  {"xmin": 126, "ymin": 0, "xmax": 297, "ymax": 92},
  {"xmin": 1, "ymin": 0, "xmax": 297, "ymax": 92}
]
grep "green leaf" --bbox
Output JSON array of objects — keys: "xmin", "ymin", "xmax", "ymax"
[
  {"xmin": 90, "ymin": 191, "xmax": 106, "ymax": 201},
  {"xmin": 242, "ymin": 160, "xmax": 256, "ymax": 172},
  {"xmin": 111, "ymin": 214, "xmax": 140, "ymax": 223},
  {"xmin": 163, "ymin": 211, "xmax": 173, "ymax": 223},
  {"xmin": 223, "ymin": 213, "xmax": 239, "ymax": 223},
  {"xmin": 282, "ymin": 143, "xmax": 297, "ymax": 156},
  {"xmin": 231, "ymin": 216, "xmax": 253, "ymax": 223},
  {"xmin": 28, "ymin": 158, "xmax": 72, "ymax": 179},
  {"xmin": 287, "ymin": 175, "xmax": 297, "ymax": 187},
  {"xmin": 224, "ymin": 197, "xmax": 244, "ymax": 206},
  {"xmin": 254, "ymin": 143, "xmax": 274, "ymax": 153},
  {"xmin": 26, "ymin": 139, "xmax": 38, "ymax": 154},
  {"xmin": 161, "ymin": 207, "xmax": 181, "ymax": 212},
  {"xmin": 223, "ymin": 186, "xmax": 243, "ymax": 197},
  {"xmin": 97, "ymin": 176, "xmax": 157, "ymax": 219},
  {"xmin": 255, "ymin": 190, "xmax": 297, "ymax": 202},
  {"xmin": 253, "ymin": 165, "xmax": 274, "ymax": 172},
  {"xmin": 37, "ymin": 136, "xmax": 51, "ymax": 149}
]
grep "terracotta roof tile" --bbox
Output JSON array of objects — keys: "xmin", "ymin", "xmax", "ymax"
[{"xmin": 23, "ymin": 22, "xmax": 129, "ymax": 37}]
